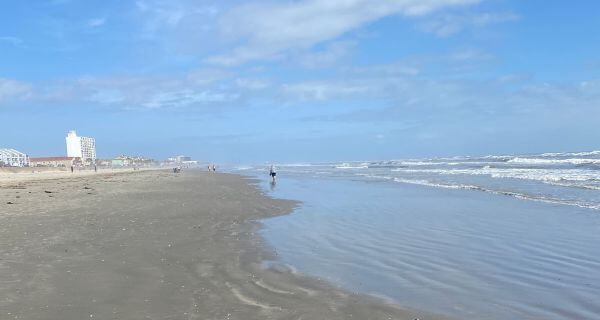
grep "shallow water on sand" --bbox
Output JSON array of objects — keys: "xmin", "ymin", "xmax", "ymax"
[{"xmin": 259, "ymin": 176, "xmax": 600, "ymax": 319}]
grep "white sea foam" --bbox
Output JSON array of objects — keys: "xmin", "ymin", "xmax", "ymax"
[
  {"xmin": 397, "ymin": 161, "xmax": 494, "ymax": 166},
  {"xmin": 540, "ymin": 150, "xmax": 600, "ymax": 157},
  {"xmin": 335, "ymin": 163, "xmax": 369, "ymax": 169},
  {"xmin": 280, "ymin": 163, "xmax": 315, "ymax": 167},
  {"xmin": 397, "ymin": 161, "xmax": 461, "ymax": 166},
  {"xmin": 482, "ymin": 155, "xmax": 513, "ymax": 160},
  {"xmin": 356, "ymin": 173, "xmax": 394, "ymax": 180},
  {"xmin": 507, "ymin": 157, "xmax": 600, "ymax": 165},
  {"xmin": 540, "ymin": 152, "xmax": 565, "ymax": 157},
  {"xmin": 569, "ymin": 150, "xmax": 600, "ymax": 156},
  {"xmin": 396, "ymin": 167, "xmax": 600, "ymax": 182}
]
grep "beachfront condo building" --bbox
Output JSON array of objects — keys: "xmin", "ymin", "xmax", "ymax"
[
  {"xmin": 0, "ymin": 148, "xmax": 30, "ymax": 167},
  {"xmin": 66, "ymin": 130, "xmax": 96, "ymax": 163}
]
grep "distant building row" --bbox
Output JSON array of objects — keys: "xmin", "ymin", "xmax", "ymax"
[
  {"xmin": 2, "ymin": 130, "xmax": 96, "ymax": 168},
  {"xmin": 97, "ymin": 155, "xmax": 156, "ymax": 167},
  {"xmin": 3, "ymin": 131, "xmax": 192, "ymax": 168}
]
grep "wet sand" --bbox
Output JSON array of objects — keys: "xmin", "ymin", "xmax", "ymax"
[{"xmin": 0, "ymin": 170, "xmax": 445, "ymax": 320}]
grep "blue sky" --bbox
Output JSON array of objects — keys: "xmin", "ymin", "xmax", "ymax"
[{"xmin": 1, "ymin": 0, "xmax": 599, "ymax": 163}]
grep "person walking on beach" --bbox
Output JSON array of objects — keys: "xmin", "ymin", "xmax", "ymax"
[
  {"xmin": 212, "ymin": 165, "xmax": 216, "ymax": 172},
  {"xmin": 269, "ymin": 165, "xmax": 277, "ymax": 183}
]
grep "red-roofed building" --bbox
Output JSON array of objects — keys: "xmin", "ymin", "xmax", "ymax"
[{"xmin": 30, "ymin": 157, "xmax": 81, "ymax": 168}]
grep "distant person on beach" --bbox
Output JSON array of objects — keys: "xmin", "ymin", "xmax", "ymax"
[
  {"xmin": 212, "ymin": 165, "xmax": 216, "ymax": 172},
  {"xmin": 208, "ymin": 165, "xmax": 211, "ymax": 172},
  {"xmin": 70, "ymin": 165, "xmax": 74, "ymax": 173},
  {"xmin": 269, "ymin": 165, "xmax": 277, "ymax": 182}
]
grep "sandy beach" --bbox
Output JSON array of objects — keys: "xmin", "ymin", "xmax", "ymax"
[{"xmin": 0, "ymin": 169, "xmax": 444, "ymax": 320}]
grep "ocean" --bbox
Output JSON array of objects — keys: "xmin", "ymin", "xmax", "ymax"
[{"xmin": 230, "ymin": 151, "xmax": 600, "ymax": 319}]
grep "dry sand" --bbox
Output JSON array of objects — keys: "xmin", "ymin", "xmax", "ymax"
[
  {"xmin": 0, "ymin": 167, "xmax": 158, "ymax": 183},
  {"xmin": 0, "ymin": 170, "xmax": 447, "ymax": 320}
]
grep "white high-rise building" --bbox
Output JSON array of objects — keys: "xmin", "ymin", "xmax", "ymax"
[{"xmin": 66, "ymin": 130, "xmax": 96, "ymax": 163}]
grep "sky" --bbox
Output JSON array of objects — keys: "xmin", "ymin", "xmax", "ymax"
[{"xmin": 0, "ymin": 0, "xmax": 599, "ymax": 163}]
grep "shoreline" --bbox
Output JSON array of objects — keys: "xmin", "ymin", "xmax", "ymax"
[
  {"xmin": 257, "ymin": 172, "xmax": 600, "ymax": 319},
  {"xmin": 1, "ymin": 169, "xmax": 448, "ymax": 320}
]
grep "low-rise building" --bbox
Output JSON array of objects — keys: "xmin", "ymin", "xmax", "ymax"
[
  {"xmin": 96, "ymin": 159, "xmax": 112, "ymax": 167},
  {"xmin": 111, "ymin": 156, "xmax": 130, "ymax": 167},
  {"xmin": 0, "ymin": 148, "xmax": 30, "ymax": 167},
  {"xmin": 111, "ymin": 155, "xmax": 156, "ymax": 167},
  {"xmin": 30, "ymin": 157, "xmax": 81, "ymax": 168},
  {"xmin": 168, "ymin": 155, "xmax": 192, "ymax": 163}
]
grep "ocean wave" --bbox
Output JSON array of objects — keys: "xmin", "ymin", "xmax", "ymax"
[
  {"xmin": 482, "ymin": 155, "xmax": 514, "ymax": 161},
  {"xmin": 569, "ymin": 150, "xmax": 600, "ymax": 156},
  {"xmin": 396, "ymin": 160, "xmax": 498, "ymax": 166},
  {"xmin": 232, "ymin": 166, "xmax": 254, "ymax": 171},
  {"xmin": 335, "ymin": 162, "xmax": 369, "ymax": 169},
  {"xmin": 393, "ymin": 167, "xmax": 600, "ymax": 187},
  {"xmin": 336, "ymin": 165, "xmax": 369, "ymax": 169},
  {"xmin": 507, "ymin": 157, "xmax": 600, "ymax": 165},
  {"xmin": 355, "ymin": 173, "xmax": 394, "ymax": 180},
  {"xmin": 280, "ymin": 163, "xmax": 316, "ymax": 167},
  {"xmin": 540, "ymin": 150, "xmax": 600, "ymax": 157},
  {"xmin": 396, "ymin": 161, "xmax": 461, "ymax": 166},
  {"xmin": 539, "ymin": 152, "xmax": 565, "ymax": 157},
  {"xmin": 391, "ymin": 178, "xmax": 600, "ymax": 210}
]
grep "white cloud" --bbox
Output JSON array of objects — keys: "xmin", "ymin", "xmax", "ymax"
[
  {"xmin": 142, "ymin": 90, "xmax": 238, "ymax": 109},
  {"xmin": 235, "ymin": 78, "xmax": 271, "ymax": 90},
  {"xmin": 36, "ymin": 70, "xmax": 239, "ymax": 109},
  {"xmin": 0, "ymin": 78, "xmax": 32, "ymax": 102},
  {"xmin": 280, "ymin": 70, "xmax": 600, "ymax": 128},
  {"xmin": 299, "ymin": 40, "xmax": 357, "ymax": 68},
  {"xmin": 282, "ymin": 81, "xmax": 373, "ymax": 101},
  {"xmin": 186, "ymin": 69, "xmax": 231, "ymax": 86},
  {"xmin": 87, "ymin": 18, "xmax": 106, "ymax": 28},
  {"xmin": 206, "ymin": 0, "xmax": 481, "ymax": 66},
  {"xmin": 419, "ymin": 12, "xmax": 519, "ymax": 37},
  {"xmin": 136, "ymin": 0, "xmax": 219, "ymax": 35}
]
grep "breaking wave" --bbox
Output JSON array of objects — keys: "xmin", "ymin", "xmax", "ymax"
[
  {"xmin": 508, "ymin": 157, "xmax": 600, "ymax": 165},
  {"xmin": 390, "ymin": 178, "xmax": 600, "ymax": 210}
]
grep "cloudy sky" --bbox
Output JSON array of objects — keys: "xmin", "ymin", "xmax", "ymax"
[{"xmin": 1, "ymin": 0, "xmax": 599, "ymax": 163}]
